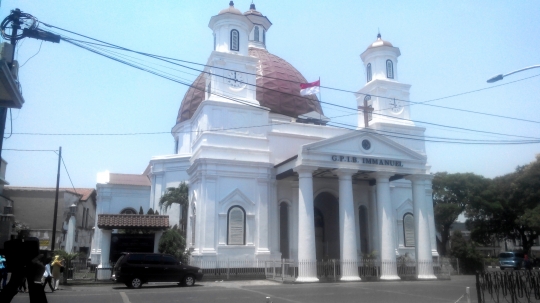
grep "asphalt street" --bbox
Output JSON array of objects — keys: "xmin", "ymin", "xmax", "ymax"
[{"xmin": 8, "ymin": 276, "xmax": 478, "ymax": 303}]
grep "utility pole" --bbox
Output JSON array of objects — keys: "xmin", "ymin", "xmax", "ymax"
[{"xmin": 51, "ymin": 146, "xmax": 61, "ymax": 252}]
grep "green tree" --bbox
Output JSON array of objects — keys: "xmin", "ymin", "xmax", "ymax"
[
  {"xmin": 467, "ymin": 155, "xmax": 540, "ymax": 254},
  {"xmin": 147, "ymin": 208, "xmax": 154, "ymax": 215},
  {"xmin": 449, "ymin": 231, "xmax": 483, "ymax": 274},
  {"xmin": 158, "ymin": 229, "xmax": 188, "ymax": 261},
  {"xmin": 432, "ymin": 172, "xmax": 490, "ymax": 256},
  {"xmin": 159, "ymin": 181, "xmax": 189, "ymax": 237},
  {"xmin": 139, "ymin": 206, "xmax": 144, "ymax": 214}
]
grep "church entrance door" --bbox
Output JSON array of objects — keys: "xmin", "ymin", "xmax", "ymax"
[{"xmin": 314, "ymin": 192, "xmax": 340, "ymax": 260}]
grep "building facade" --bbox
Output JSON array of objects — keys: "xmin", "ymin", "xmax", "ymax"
[
  {"xmin": 93, "ymin": 2, "xmax": 439, "ymax": 281},
  {"xmin": 5, "ymin": 187, "xmax": 96, "ymax": 255}
]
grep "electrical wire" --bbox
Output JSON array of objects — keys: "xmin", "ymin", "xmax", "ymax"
[
  {"xmin": 3, "ymin": 108, "xmax": 12, "ymax": 139},
  {"xmin": 44, "ymin": 23, "xmax": 540, "ymax": 125},
  {"xmin": 20, "ymin": 40, "xmax": 43, "ymax": 68},
  {"xmin": 57, "ymin": 152, "xmax": 78, "ymax": 194}
]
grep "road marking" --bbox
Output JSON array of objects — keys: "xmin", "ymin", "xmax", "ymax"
[
  {"xmin": 238, "ymin": 287, "xmax": 302, "ymax": 303},
  {"xmin": 120, "ymin": 292, "xmax": 131, "ymax": 303}
]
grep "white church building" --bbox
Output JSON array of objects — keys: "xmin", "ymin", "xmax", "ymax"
[{"xmin": 91, "ymin": 2, "xmax": 439, "ymax": 281}]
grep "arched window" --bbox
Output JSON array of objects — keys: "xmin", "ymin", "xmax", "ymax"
[
  {"xmin": 213, "ymin": 33, "xmax": 216, "ymax": 50},
  {"xmin": 230, "ymin": 29, "xmax": 239, "ymax": 51},
  {"xmin": 403, "ymin": 213, "xmax": 415, "ymax": 247},
  {"xmin": 263, "ymin": 29, "xmax": 266, "ymax": 44},
  {"xmin": 227, "ymin": 206, "xmax": 245, "ymax": 245},
  {"xmin": 120, "ymin": 208, "xmax": 137, "ymax": 214},
  {"xmin": 359, "ymin": 205, "xmax": 369, "ymax": 254},
  {"xmin": 386, "ymin": 59, "xmax": 394, "ymax": 79},
  {"xmin": 279, "ymin": 202, "xmax": 289, "ymax": 259},
  {"xmin": 254, "ymin": 26, "xmax": 259, "ymax": 42},
  {"xmin": 366, "ymin": 63, "xmax": 372, "ymax": 82}
]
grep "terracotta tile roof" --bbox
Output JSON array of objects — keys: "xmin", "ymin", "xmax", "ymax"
[
  {"xmin": 108, "ymin": 173, "xmax": 150, "ymax": 186},
  {"xmin": 97, "ymin": 214, "xmax": 169, "ymax": 229},
  {"xmin": 65, "ymin": 188, "xmax": 95, "ymax": 201}
]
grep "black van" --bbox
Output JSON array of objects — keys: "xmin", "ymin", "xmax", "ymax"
[{"xmin": 112, "ymin": 253, "xmax": 203, "ymax": 288}]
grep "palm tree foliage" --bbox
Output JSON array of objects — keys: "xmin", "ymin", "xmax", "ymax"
[{"xmin": 159, "ymin": 182, "xmax": 189, "ymax": 237}]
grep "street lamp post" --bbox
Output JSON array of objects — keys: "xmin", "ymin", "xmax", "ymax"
[{"xmin": 487, "ymin": 65, "xmax": 540, "ymax": 83}]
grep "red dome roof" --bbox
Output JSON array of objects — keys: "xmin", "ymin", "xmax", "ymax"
[{"xmin": 176, "ymin": 48, "xmax": 323, "ymax": 123}]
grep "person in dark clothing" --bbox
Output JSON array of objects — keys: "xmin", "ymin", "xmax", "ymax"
[{"xmin": 0, "ymin": 238, "xmax": 48, "ymax": 303}]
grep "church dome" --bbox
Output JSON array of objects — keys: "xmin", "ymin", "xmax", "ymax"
[
  {"xmin": 218, "ymin": 1, "xmax": 243, "ymax": 15},
  {"xmin": 366, "ymin": 33, "xmax": 393, "ymax": 50},
  {"xmin": 176, "ymin": 48, "xmax": 323, "ymax": 123}
]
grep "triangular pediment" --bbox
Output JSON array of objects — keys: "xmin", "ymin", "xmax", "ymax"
[{"xmin": 302, "ymin": 130, "xmax": 426, "ymax": 162}]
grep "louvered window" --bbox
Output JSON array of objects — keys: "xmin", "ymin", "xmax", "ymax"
[
  {"xmin": 386, "ymin": 59, "xmax": 394, "ymax": 79},
  {"xmin": 254, "ymin": 26, "xmax": 259, "ymax": 41},
  {"xmin": 367, "ymin": 63, "xmax": 372, "ymax": 82},
  {"xmin": 227, "ymin": 206, "xmax": 245, "ymax": 245},
  {"xmin": 403, "ymin": 213, "xmax": 415, "ymax": 247},
  {"xmin": 230, "ymin": 29, "xmax": 239, "ymax": 51}
]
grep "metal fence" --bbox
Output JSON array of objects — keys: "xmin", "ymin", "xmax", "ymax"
[
  {"xmin": 188, "ymin": 259, "xmax": 266, "ymax": 280},
  {"xmin": 264, "ymin": 258, "xmax": 452, "ymax": 282},
  {"xmin": 476, "ymin": 270, "xmax": 540, "ymax": 303}
]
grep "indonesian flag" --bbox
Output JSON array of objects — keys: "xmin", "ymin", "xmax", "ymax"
[{"xmin": 300, "ymin": 80, "xmax": 320, "ymax": 96}]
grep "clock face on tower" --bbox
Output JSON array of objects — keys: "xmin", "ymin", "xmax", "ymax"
[
  {"xmin": 226, "ymin": 71, "xmax": 245, "ymax": 89},
  {"xmin": 390, "ymin": 98, "xmax": 403, "ymax": 114}
]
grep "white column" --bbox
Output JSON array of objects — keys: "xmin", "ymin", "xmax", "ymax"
[
  {"xmin": 406, "ymin": 175, "xmax": 437, "ymax": 280},
  {"xmin": 374, "ymin": 172, "xmax": 400, "ymax": 280},
  {"xmin": 65, "ymin": 216, "xmax": 76, "ymax": 253},
  {"xmin": 337, "ymin": 169, "xmax": 361, "ymax": 281},
  {"xmin": 294, "ymin": 166, "xmax": 319, "ymax": 282},
  {"xmin": 97, "ymin": 229, "xmax": 112, "ymax": 280},
  {"xmin": 369, "ymin": 186, "xmax": 379, "ymax": 256},
  {"xmin": 424, "ymin": 178, "xmax": 439, "ymax": 258}
]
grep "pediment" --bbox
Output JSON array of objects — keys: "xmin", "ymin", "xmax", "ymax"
[
  {"xmin": 302, "ymin": 130, "xmax": 426, "ymax": 162},
  {"xmin": 219, "ymin": 188, "xmax": 255, "ymax": 205}
]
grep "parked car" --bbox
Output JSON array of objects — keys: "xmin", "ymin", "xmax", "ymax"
[
  {"xmin": 111, "ymin": 252, "xmax": 203, "ymax": 288},
  {"xmin": 498, "ymin": 252, "xmax": 525, "ymax": 270}
]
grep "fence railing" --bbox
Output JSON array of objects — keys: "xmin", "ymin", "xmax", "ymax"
[
  {"xmin": 476, "ymin": 270, "xmax": 540, "ymax": 303},
  {"xmin": 188, "ymin": 259, "xmax": 266, "ymax": 280},
  {"xmin": 262, "ymin": 258, "xmax": 451, "ymax": 282}
]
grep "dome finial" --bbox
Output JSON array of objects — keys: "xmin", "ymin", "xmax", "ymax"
[
  {"xmin": 377, "ymin": 28, "xmax": 381, "ymax": 39},
  {"xmin": 250, "ymin": 1, "xmax": 256, "ymax": 10},
  {"xmin": 229, "ymin": 1, "xmax": 234, "ymax": 6}
]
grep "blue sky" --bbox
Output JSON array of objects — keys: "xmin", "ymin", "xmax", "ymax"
[{"xmin": 1, "ymin": 0, "xmax": 539, "ymax": 189}]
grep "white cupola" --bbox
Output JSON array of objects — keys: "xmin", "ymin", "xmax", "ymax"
[
  {"xmin": 243, "ymin": 3, "xmax": 272, "ymax": 49},
  {"xmin": 208, "ymin": 1, "xmax": 255, "ymax": 56},
  {"xmin": 356, "ymin": 33, "xmax": 414, "ymax": 128}
]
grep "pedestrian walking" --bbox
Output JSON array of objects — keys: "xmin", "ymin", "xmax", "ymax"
[
  {"xmin": 42, "ymin": 259, "xmax": 54, "ymax": 293},
  {"xmin": 0, "ymin": 254, "xmax": 7, "ymax": 290},
  {"xmin": 51, "ymin": 256, "xmax": 63, "ymax": 291}
]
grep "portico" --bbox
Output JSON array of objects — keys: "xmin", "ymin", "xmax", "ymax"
[{"xmin": 276, "ymin": 129, "xmax": 437, "ymax": 281}]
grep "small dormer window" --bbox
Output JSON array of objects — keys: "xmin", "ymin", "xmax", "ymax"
[
  {"xmin": 386, "ymin": 59, "xmax": 394, "ymax": 79},
  {"xmin": 254, "ymin": 26, "xmax": 259, "ymax": 42},
  {"xmin": 366, "ymin": 63, "xmax": 372, "ymax": 82},
  {"xmin": 230, "ymin": 29, "xmax": 239, "ymax": 51}
]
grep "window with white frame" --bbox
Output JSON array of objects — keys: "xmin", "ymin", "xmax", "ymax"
[
  {"xmin": 386, "ymin": 59, "xmax": 394, "ymax": 79},
  {"xmin": 403, "ymin": 213, "xmax": 415, "ymax": 247},
  {"xmin": 227, "ymin": 206, "xmax": 245, "ymax": 245},
  {"xmin": 230, "ymin": 29, "xmax": 239, "ymax": 51}
]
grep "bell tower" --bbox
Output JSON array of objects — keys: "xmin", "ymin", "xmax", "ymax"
[
  {"xmin": 206, "ymin": 1, "xmax": 259, "ymax": 104},
  {"xmin": 357, "ymin": 34, "xmax": 414, "ymax": 128}
]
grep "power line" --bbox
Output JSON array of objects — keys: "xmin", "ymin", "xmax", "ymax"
[{"xmin": 44, "ymin": 22, "xmax": 540, "ymax": 125}]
